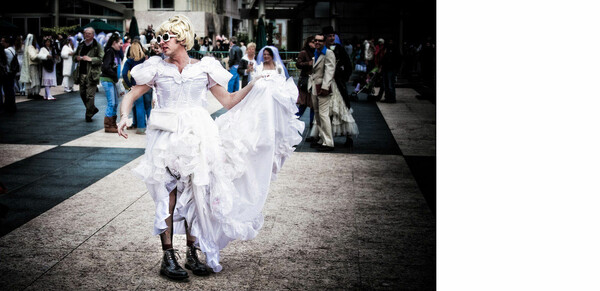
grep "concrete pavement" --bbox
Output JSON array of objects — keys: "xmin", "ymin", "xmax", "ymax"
[{"xmin": 0, "ymin": 83, "xmax": 435, "ymax": 290}]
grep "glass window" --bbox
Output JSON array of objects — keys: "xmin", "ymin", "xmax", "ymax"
[
  {"xmin": 163, "ymin": 0, "xmax": 174, "ymax": 8},
  {"xmin": 115, "ymin": 0, "xmax": 133, "ymax": 9},
  {"xmin": 150, "ymin": 0, "xmax": 174, "ymax": 9},
  {"xmin": 151, "ymin": 0, "xmax": 161, "ymax": 8}
]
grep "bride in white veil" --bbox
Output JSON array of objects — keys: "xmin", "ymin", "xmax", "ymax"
[
  {"xmin": 252, "ymin": 46, "xmax": 289, "ymax": 79},
  {"xmin": 20, "ymin": 34, "xmax": 43, "ymax": 99}
]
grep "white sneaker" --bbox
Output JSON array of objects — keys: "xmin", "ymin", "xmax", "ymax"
[{"xmin": 47, "ymin": 96, "xmax": 56, "ymax": 101}]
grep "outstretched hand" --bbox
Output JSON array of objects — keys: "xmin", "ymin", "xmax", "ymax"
[
  {"xmin": 249, "ymin": 74, "xmax": 264, "ymax": 85},
  {"xmin": 117, "ymin": 117, "xmax": 133, "ymax": 139}
]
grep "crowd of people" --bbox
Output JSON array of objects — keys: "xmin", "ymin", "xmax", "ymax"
[
  {"xmin": 0, "ymin": 25, "xmax": 252, "ymax": 121},
  {"xmin": 0, "ymin": 27, "xmax": 165, "ymax": 133},
  {"xmin": 1, "ymin": 22, "xmax": 433, "ymax": 136}
]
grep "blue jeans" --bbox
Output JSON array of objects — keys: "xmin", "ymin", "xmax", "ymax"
[
  {"xmin": 101, "ymin": 81, "xmax": 119, "ymax": 117},
  {"xmin": 134, "ymin": 91, "xmax": 153, "ymax": 129},
  {"xmin": 228, "ymin": 66, "xmax": 240, "ymax": 92},
  {"xmin": 296, "ymin": 105, "xmax": 314, "ymax": 126}
]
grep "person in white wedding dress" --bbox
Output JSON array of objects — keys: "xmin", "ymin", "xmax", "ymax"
[
  {"xmin": 252, "ymin": 46, "xmax": 289, "ymax": 79},
  {"xmin": 116, "ymin": 15, "xmax": 303, "ymax": 281}
]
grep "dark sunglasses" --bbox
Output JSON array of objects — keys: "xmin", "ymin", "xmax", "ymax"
[
  {"xmin": 314, "ymin": 39, "xmax": 324, "ymax": 42},
  {"xmin": 157, "ymin": 33, "xmax": 178, "ymax": 43}
]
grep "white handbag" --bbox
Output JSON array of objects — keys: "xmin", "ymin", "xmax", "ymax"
[
  {"xmin": 148, "ymin": 108, "xmax": 179, "ymax": 132},
  {"xmin": 115, "ymin": 79, "xmax": 127, "ymax": 98}
]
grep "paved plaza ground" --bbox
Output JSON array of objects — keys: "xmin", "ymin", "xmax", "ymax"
[{"xmin": 0, "ymin": 81, "xmax": 435, "ymax": 290}]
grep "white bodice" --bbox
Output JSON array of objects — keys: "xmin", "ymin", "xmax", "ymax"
[
  {"xmin": 131, "ymin": 56, "xmax": 232, "ymax": 109},
  {"xmin": 252, "ymin": 63, "xmax": 285, "ymax": 80}
]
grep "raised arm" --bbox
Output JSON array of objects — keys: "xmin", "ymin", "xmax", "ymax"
[
  {"xmin": 210, "ymin": 76, "xmax": 262, "ymax": 110},
  {"xmin": 117, "ymin": 84, "xmax": 152, "ymax": 138}
]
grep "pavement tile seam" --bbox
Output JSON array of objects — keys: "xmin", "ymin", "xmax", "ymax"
[
  {"xmin": 0, "ymin": 146, "xmax": 108, "ymax": 194},
  {"xmin": 14, "ymin": 191, "xmax": 148, "ymax": 289},
  {"xmin": 0, "ymin": 147, "xmax": 145, "ymax": 236},
  {"xmin": 0, "ymin": 144, "xmax": 58, "ymax": 168}
]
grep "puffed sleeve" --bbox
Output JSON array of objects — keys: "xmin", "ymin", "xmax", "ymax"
[
  {"xmin": 130, "ymin": 56, "xmax": 162, "ymax": 86},
  {"xmin": 201, "ymin": 57, "xmax": 232, "ymax": 89}
]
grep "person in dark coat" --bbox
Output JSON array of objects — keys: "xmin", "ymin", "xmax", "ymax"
[
  {"xmin": 295, "ymin": 35, "xmax": 315, "ymax": 126},
  {"xmin": 227, "ymin": 36, "xmax": 242, "ymax": 92},
  {"xmin": 73, "ymin": 27, "xmax": 104, "ymax": 122},
  {"xmin": 379, "ymin": 39, "xmax": 401, "ymax": 103},
  {"xmin": 323, "ymin": 26, "xmax": 353, "ymax": 108}
]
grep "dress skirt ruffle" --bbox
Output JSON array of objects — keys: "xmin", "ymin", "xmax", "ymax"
[
  {"xmin": 133, "ymin": 75, "xmax": 303, "ymax": 272},
  {"xmin": 309, "ymin": 80, "xmax": 359, "ymax": 138}
]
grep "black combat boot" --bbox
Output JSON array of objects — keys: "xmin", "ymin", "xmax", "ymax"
[
  {"xmin": 160, "ymin": 249, "xmax": 189, "ymax": 280},
  {"xmin": 185, "ymin": 246, "xmax": 210, "ymax": 276}
]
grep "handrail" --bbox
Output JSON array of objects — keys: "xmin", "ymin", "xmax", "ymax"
[
  {"xmin": 188, "ymin": 50, "xmax": 301, "ymax": 60},
  {"xmin": 187, "ymin": 50, "xmax": 302, "ymax": 77}
]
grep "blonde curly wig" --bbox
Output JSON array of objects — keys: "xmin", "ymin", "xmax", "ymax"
[{"xmin": 157, "ymin": 15, "xmax": 195, "ymax": 51}]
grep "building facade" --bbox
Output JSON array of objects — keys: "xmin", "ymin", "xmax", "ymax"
[
  {"xmin": 1, "ymin": 0, "xmax": 433, "ymax": 53},
  {"xmin": 0, "ymin": 0, "xmax": 131, "ymax": 37},
  {"xmin": 0, "ymin": 0, "xmax": 244, "ymax": 44},
  {"xmin": 131, "ymin": 0, "xmax": 243, "ymax": 41}
]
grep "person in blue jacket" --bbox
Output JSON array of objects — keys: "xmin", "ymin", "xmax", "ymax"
[{"xmin": 122, "ymin": 40, "xmax": 153, "ymax": 134}]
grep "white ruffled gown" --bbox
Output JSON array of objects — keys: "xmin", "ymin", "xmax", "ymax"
[
  {"xmin": 309, "ymin": 78, "xmax": 359, "ymax": 139},
  {"xmin": 130, "ymin": 56, "xmax": 304, "ymax": 272}
]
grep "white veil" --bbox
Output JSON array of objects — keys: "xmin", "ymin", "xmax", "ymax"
[
  {"xmin": 19, "ymin": 34, "xmax": 34, "ymax": 84},
  {"xmin": 256, "ymin": 46, "xmax": 289, "ymax": 78},
  {"xmin": 335, "ymin": 34, "xmax": 342, "ymax": 45}
]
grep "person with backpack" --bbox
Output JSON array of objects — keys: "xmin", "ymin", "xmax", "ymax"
[
  {"xmin": 1, "ymin": 37, "xmax": 17, "ymax": 70},
  {"xmin": 4, "ymin": 37, "xmax": 21, "ymax": 88}
]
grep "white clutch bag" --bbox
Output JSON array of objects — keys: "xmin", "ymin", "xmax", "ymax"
[
  {"xmin": 148, "ymin": 108, "xmax": 179, "ymax": 132},
  {"xmin": 115, "ymin": 79, "xmax": 127, "ymax": 98}
]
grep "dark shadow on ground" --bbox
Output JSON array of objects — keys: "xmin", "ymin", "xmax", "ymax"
[{"xmin": 404, "ymin": 155, "xmax": 436, "ymax": 216}]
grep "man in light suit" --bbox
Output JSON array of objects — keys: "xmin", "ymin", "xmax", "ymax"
[{"xmin": 308, "ymin": 33, "xmax": 336, "ymax": 151}]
